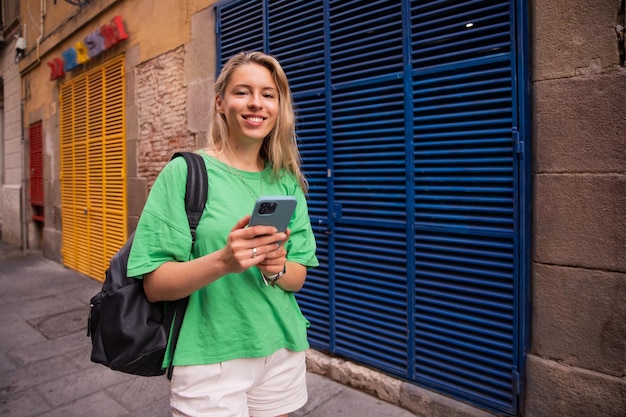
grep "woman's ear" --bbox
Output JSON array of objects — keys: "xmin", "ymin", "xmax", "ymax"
[{"xmin": 215, "ymin": 95, "xmax": 224, "ymax": 114}]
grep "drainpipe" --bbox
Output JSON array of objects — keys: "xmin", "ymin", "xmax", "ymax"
[
  {"xmin": 20, "ymin": 102, "xmax": 28, "ymax": 253},
  {"xmin": 36, "ymin": 0, "xmax": 46, "ymax": 62},
  {"xmin": 19, "ymin": 0, "xmax": 47, "ymax": 251}
]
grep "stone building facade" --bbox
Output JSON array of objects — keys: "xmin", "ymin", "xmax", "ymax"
[{"xmin": 525, "ymin": 1, "xmax": 625, "ymax": 416}]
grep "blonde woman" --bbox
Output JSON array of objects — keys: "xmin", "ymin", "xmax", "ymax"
[{"xmin": 128, "ymin": 51, "xmax": 319, "ymax": 417}]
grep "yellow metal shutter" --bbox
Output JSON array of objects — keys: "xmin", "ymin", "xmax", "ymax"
[{"xmin": 59, "ymin": 55, "xmax": 127, "ymax": 281}]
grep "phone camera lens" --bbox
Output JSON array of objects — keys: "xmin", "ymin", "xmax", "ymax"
[{"xmin": 259, "ymin": 202, "xmax": 277, "ymax": 215}]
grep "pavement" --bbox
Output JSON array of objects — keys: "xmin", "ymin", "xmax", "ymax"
[{"xmin": 0, "ymin": 241, "xmax": 416, "ymax": 417}]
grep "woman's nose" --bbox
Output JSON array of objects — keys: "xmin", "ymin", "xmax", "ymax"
[{"xmin": 247, "ymin": 92, "xmax": 262, "ymax": 108}]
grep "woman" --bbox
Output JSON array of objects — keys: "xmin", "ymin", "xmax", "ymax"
[{"xmin": 127, "ymin": 51, "xmax": 319, "ymax": 417}]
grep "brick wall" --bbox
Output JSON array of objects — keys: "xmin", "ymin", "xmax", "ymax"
[{"xmin": 135, "ymin": 46, "xmax": 198, "ymax": 188}]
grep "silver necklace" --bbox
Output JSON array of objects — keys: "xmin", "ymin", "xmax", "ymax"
[
  {"xmin": 233, "ymin": 168, "xmax": 262, "ymax": 202},
  {"xmin": 223, "ymin": 155, "xmax": 263, "ymax": 202}
]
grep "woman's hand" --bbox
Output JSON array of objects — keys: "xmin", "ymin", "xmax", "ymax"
[
  {"xmin": 256, "ymin": 229, "xmax": 291, "ymax": 276},
  {"xmin": 221, "ymin": 214, "xmax": 287, "ymax": 274}
]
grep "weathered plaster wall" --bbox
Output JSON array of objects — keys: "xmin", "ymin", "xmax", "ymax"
[{"xmin": 527, "ymin": 0, "xmax": 626, "ymax": 416}]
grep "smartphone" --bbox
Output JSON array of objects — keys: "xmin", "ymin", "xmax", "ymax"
[{"xmin": 249, "ymin": 196, "xmax": 297, "ymax": 233}]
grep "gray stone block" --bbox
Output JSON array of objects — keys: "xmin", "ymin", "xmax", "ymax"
[
  {"xmin": 0, "ymin": 387, "xmax": 51, "ymax": 417},
  {"xmin": 0, "ymin": 352, "xmax": 16, "ymax": 373},
  {"xmin": 126, "ymin": 177, "xmax": 147, "ymax": 218},
  {"xmin": 0, "ymin": 355, "xmax": 83, "ymax": 395},
  {"xmin": 531, "ymin": 264, "xmax": 626, "ymax": 376},
  {"xmin": 1, "ymin": 185, "xmax": 22, "ymax": 247},
  {"xmin": 534, "ymin": 73, "xmax": 626, "ymax": 173},
  {"xmin": 37, "ymin": 391, "xmax": 130, "ymax": 417},
  {"xmin": 43, "ymin": 227, "xmax": 62, "ymax": 262},
  {"xmin": 7, "ymin": 332, "xmax": 87, "ymax": 367},
  {"xmin": 532, "ymin": 0, "xmax": 622, "ymax": 80},
  {"xmin": 187, "ymin": 78, "xmax": 212, "ymax": 133},
  {"xmin": 125, "ymin": 103, "xmax": 139, "ymax": 142},
  {"xmin": 400, "ymin": 382, "xmax": 498, "ymax": 417},
  {"xmin": 106, "ymin": 375, "xmax": 170, "ymax": 413},
  {"xmin": 525, "ymin": 355, "xmax": 626, "ymax": 417},
  {"xmin": 37, "ymin": 363, "xmax": 132, "ymax": 408},
  {"xmin": 534, "ymin": 174, "xmax": 626, "ymax": 271},
  {"xmin": 186, "ymin": 7, "xmax": 216, "ymax": 82},
  {"xmin": 0, "ymin": 320, "xmax": 45, "ymax": 353}
]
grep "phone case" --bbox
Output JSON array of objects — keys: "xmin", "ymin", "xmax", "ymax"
[{"xmin": 249, "ymin": 196, "xmax": 297, "ymax": 232}]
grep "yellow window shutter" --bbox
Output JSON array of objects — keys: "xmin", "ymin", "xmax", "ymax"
[{"xmin": 59, "ymin": 55, "xmax": 127, "ymax": 281}]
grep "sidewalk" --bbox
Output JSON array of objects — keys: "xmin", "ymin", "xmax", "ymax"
[{"xmin": 0, "ymin": 241, "xmax": 415, "ymax": 417}]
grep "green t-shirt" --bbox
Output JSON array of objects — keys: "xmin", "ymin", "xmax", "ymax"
[{"xmin": 127, "ymin": 151, "xmax": 319, "ymax": 367}]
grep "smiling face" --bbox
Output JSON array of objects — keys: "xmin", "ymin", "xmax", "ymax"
[{"xmin": 216, "ymin": 63, "xmax": 279, "ymax": 147}]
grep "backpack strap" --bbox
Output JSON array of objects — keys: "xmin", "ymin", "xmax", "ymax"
[
  {"xmin": 171, "ymin": 151, "xmax": 209, "ymax": 243},
  {"xmin": 166, "ymin": 151, "xmax": 208, "ymax": 380}
]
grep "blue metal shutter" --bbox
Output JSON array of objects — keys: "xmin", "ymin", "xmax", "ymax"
[
  {"xmin": 327, "ymin": 0, "xmax": 410, "ymax": 376},
  {"xmin": 411, "ymin": 1, "xmax": 520, "ymax": 414},
  {"xmin": 216, "ymin": 0, "xmax": 264, "ymax": 67},
  {"xmin": 214, "ymin": 1, "xmax": 527, "ymax": 415}
]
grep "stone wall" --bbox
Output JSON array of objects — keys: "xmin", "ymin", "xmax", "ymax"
[
  {"xmin": 0, "ymin": 34, "xmax": 25, "ymax": 247},
  {"xmin": 527, "ymin": 0, "xmax": 626, "ymax": 416}
]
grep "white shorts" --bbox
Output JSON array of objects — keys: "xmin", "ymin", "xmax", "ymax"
[{"xmin": 170, "ymin": 349, "xmax": 307, "ymax": 417}]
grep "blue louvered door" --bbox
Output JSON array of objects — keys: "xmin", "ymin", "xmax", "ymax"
[
  {"xmin": 410, "ymin": 2, "xmax": 523, "ymax": 414},
  {"xmin": 215, "ymin": 1, "xmax": 528, "ymax": 415},
  {"xmin": 327, "ymin": 0, "xmax": 411, "ymax": 377}
]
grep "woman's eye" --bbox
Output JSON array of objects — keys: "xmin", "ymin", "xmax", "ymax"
[{"xmin": 263, "ymin": 93, "xmax": 275, "ymax": 99}]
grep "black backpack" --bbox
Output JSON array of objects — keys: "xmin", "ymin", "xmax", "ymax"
[{"xmin": 87, "ymin": 152, "xmax": 208, "ymax": 379}]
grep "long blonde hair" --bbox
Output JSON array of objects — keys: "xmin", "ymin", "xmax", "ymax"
[{"xmin": 207, "ymin": 51, "xmax": 308, "ymax": 193}]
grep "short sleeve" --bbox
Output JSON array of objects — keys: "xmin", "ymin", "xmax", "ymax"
[{"xmin": 126, "ymin": 158, "xmax": 194, "ymax": 278}]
